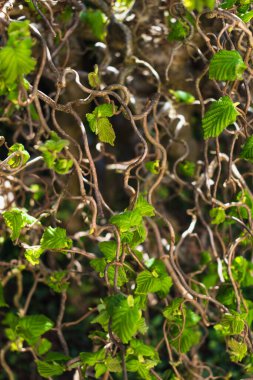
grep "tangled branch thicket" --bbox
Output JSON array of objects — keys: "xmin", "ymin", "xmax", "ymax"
[{"xmin": 1, "ymin": 0, "xmax": 253, "ymax": 379}]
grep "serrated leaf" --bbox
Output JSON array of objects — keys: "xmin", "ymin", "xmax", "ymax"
[
  {"xmin": 3, "ymin": 208, "xmax": 37, "ymax": 240},
  {"xmin": 136, "ymin": 270, "xmax": 165, "ymax": 294},
  {"xmin": 240, "ymin": 10, "xmax": 253, "ymax": 23},
  {"xmin": 40, "ymin": 227, "xmax": 72, "ymax": 250},
  {"xmin": 86, "ymin": 104, "xmax": 116, "ymax": 145},
  {"xmin": 202, "ymin": 96, "xmax": 239, "ymax": 139},
  {"xmin": 240, "ymin": 136, "xmax": 253, "ymax": 162},
  {"xmin": 209, "ymin": 50, "xmax": 247, "ymax": 81},
  {"xmin": 112, "ymin": 298, "xmax": 141, "ymax": 343},
  {"xmin": 36, "ymin": 361, "xmax": 65, "ymax": 378}
]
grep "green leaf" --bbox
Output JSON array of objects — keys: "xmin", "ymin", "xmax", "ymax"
[
  {"xmin": 38, "ymin": 132, "xmax": 73, "ymax": 175},
  {"xmin": 240, "ymin": 136, "xmax": 253, "ymax": 162},
  {"xmin": 220, "ymin": 0, "xmax": 236, "ymax": 9},
  {"xmin": 36, "ymin": 338, "xmax": 52, "ymax": 356},
  {"xmin": 202, "ymin": 96, "xmax": 239, "ymax": 139},
  {"xmin": 136, "ymin": 270, "xmax": 172, "ymax": 295},
  {"xmin": 80, "ymin": 9, "xmax": 107, "ymax": 41},
  {"xmin": 80, "ymin": 348, "xmax": 105, "ymax": 366},
  {"xmin": 86, "ymin": 104, "xmax": 116, "ymax": 145},
  {"xmin": 227, "ymin": 339, "xmax": 247, "ymax": 362},
  {"xmin": 210, "ymin": 207, "xmax": 226, "ymax": 224},
  {"xmin": 182, "ymin": 0, "xmax": 215, "ymax": 11},
  {"xmin": 112, "ymin": 297, "xmax": 141, "ymax": 343},
  {"xmin": 240, "ymin": 10, "xmax": 253, "ymax": 22},
  {"xmin": 178, "ymin": 160, "xmax": 196, "ymax": 177},
  {"xmin": 168, "ymin": 18, "xmax": 189, "ymax": 42},
  {"xmin": 40, "ymin": 227, "xmax": 72, "ymax": 251},
  {"xmin": 110, "ymin": 209, "xmax": 142, "ymax": 232},
  {"xmin": 36, "ymin": 361, "xmax": 65, "ymax": 378},
  {"xmin": 46, "ymin": 271, "xmax": 69, "ymax": 293},
  {"xmin": 172, "ymin": 327, "xmax": 201, "ymax": 353},
  {"xmin": 169, "ymin": 90, "xmax": 195, "ymax": 104},
  {"xmin": 17, "ymin": 315, "xmax": 54, "ymax": 343},
  {"xmin": 0, "ymin": 21, "xmax": 36, "ymax": 85},
  {"xmin": 7, "ymin": 143, "xmax": 30, "ymax": 168},
  {"xmin": 3, "ymin": 208, "xmax": 37, "ymax": 240},
  {"xmin": 99, "ymin": 241, "xmax": 119, "ymax": 261},
  {"xmin": 209, "ymin": 50, "xmax": 247, "ymax": 81},
  {"xmin": 145, "ymin": 160, "xmax": 160, "ymax": 174},
  {"xmin": 39, "ymin": 132, "xmax": 69, "ymax": 153},
  {"xmin": 88, "ymin": 65, "xmax": 101, "ymax": 88}
]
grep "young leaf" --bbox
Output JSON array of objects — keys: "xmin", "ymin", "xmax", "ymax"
[
  {"xmin": 2, "ymin": 208, "xmax": 37, "ymax": 240},
  {"xmin": 202, "ymin": 96, "xmax": 239, "ymax": 139},
  {"xmin": 110, "ymin": 209, "xmax": 142, "ymax": 232},
  {"xmin": 40, "ymin": 227, "xmax": 72, "ymax": 250},
  {"xmin": 214, "ymin": 313, "xmax": 245, "ymax": 336},
  {"xmin": 97, "ymin": 118, "xmax": 116, "ymax": 145},
  {"xmin": 169, "ymin": 89, "xmax": 195, "ymax": 104},
  {"xmin": 227, "ymin": 339, "xmax": 247, "ymax": 362},
  {"xmin": 88, "ymin": 65, "xmax": 101, "ymax": 88},
  {"xmin": 134, "ymin": 195, "xmax": 155, "ymax": 217},
  {"xmin": 7, "ymin": 143, "xmax": 30, "ymax": 168},
  {"xmin": 36, "ymin": 361, "xmax": 65, "ymax": 378},
  {"xmin": 182, "ymin": 0, "xmax": 215, "ymax": 12},
  {"xmin": 240, "ymin": 136, "xmax": 253, "ymax": 162},
  {"xmin": 24, "ymin": 246, "xmax": 44, "ymax": 265},
  {"xmin": 209, "ymin": 50, "xmax": 247, "ymax": 81},
  {"xmin": 38, "ymin": 132, "xmax": 73, "ymax": 175},
  {"xmin": 145, "ymin": 160, "xmax": 160, "ymax": 174},
  {"xmin": 86, "ymin": 104, "xmax": 116, "ymax": 146},
  {"xmin": 210, "ymin": 207, "xmax": 226, "ymax": 225}
]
